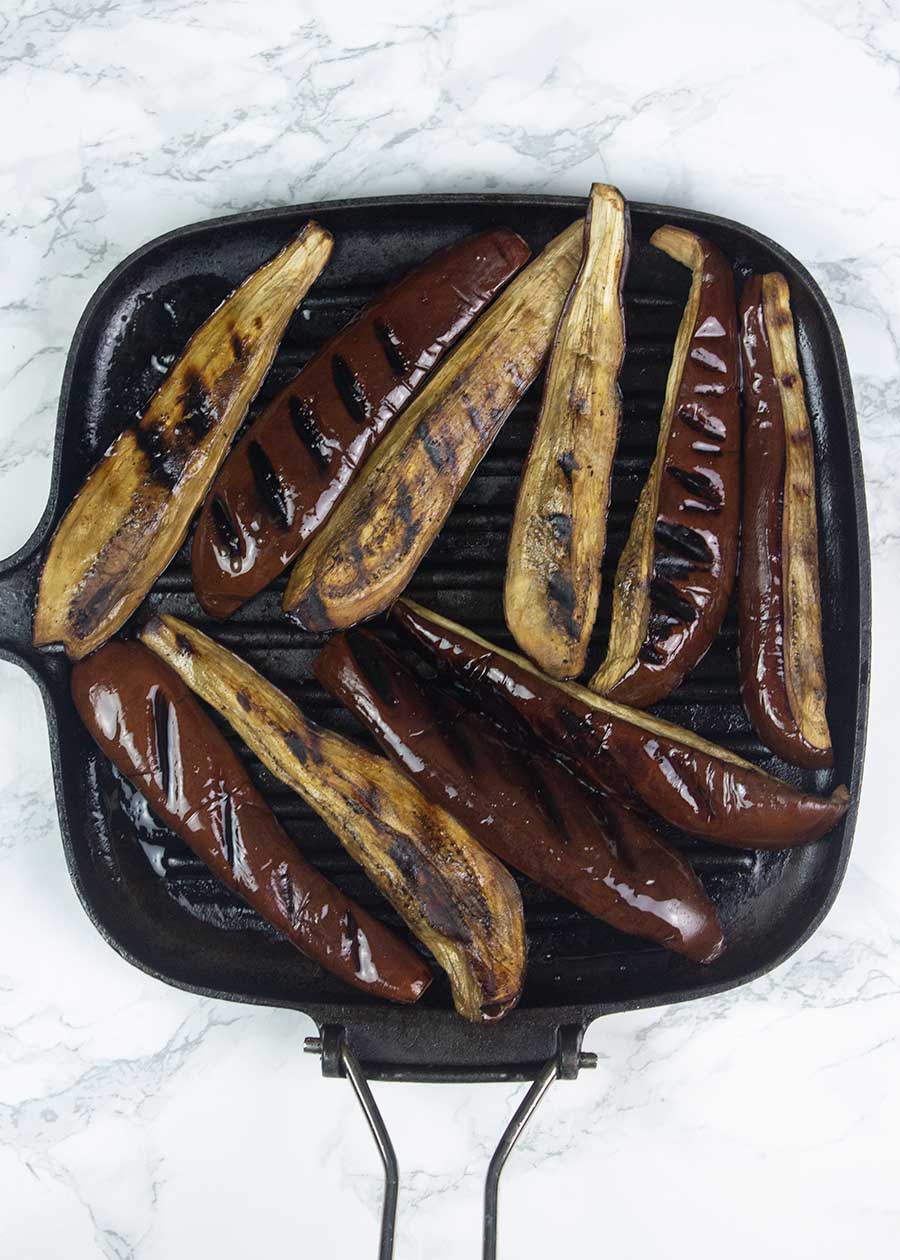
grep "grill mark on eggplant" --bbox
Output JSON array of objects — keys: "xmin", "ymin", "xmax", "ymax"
[
  {"xmin": 135, "ymin": 420, "xmax": 187, "ymax": 489},
  {"xmin": 348, "ymin": 632, "xmax": 400, "ymax": 706},
  {"xmin": 231, "ymin": 333, "xmax": 245, "ymax": 362},
  {"xmin": 332, "ymin": 354, "xmax": 370, "ymax": 423},
  {"xmin": 677, "ymin": 403, "xmax": 726, "ymax": 442},
  {"xmin": 417, "ymin": 421, "xmax": 454, "ymax": 473},
  {"xmin": 650, "ymin": 576, "xmax": 697, "ymax": 623},
  {"xmin": 211, "ymin": 497, "xmax": 242, "ymax": 558},
  {"xmin": 654, "ymin": 520, "xmax": 714, "ymax": 566},
  {"xmin": 236, "ymin": 690, "xmax": 252, "ymax": 712},
  {"xmin": 220, "ymin": 792, "xmax": 235, "ymax": 871},
  {"xmin": 530, "ymin": 766, "xmax": 570, "ymax": 842},
  {"xmin": 247, "ymin": 440, "xmax": 290, "ymax": 529},
  {"xmin": 178, "ymin": 371, "xmax": 216, "ymax": 443},
  {"xmin": 547, "ymin": 512, "xmax": 573, "ymax": 546},
  {"xmin": 152, "ymin": 689, "xmax": 171, "ymax": 801},
  {"xmin": 396, "ymin": 483, "xmax": 419, "ymax": 552},
  {"xmin": 374, "ymin": 318, "xmax": 409, "ymax": 375},
  {"xmin": 463, "ymin": 395, "xmax": 490, "ymax": 439},
  {"xmin": 288, "ymin": 396, "xmax": 331, "ymax": 472},
  {"xmin": 278, "ymin": 861, "xmax": 296, "ymax": 926},
  {"xmin": 547, "ymin": 570, "xmax": 580, "ymax": 640},
  {"xmin": 341, "ymin": 908, "xmax": 363, "ymax": 974},
  {"xmin": 557, "ymin": 450, "xmax": 581, "ymax": 483},
  {"xmin": 387, "ymin": 831, "xmax": 475, "ymax": 945},
  {"xmin": 666, "ymin": 465, "xmax": 723, "ymax": 508}
]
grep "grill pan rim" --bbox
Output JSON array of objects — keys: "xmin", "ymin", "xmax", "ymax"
[{"xmin": 0, "ymin": 194, "xmax": 870, "ymax": 1080}]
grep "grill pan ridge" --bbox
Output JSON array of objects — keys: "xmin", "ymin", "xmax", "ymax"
[{"xmin": 0, "ymin": 195, "xmax": 869, "ymax": 1081}]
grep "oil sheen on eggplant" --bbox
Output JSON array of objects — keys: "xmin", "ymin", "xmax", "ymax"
[
  {"xmin": 315, "ymin": 630, "xmax": 724, "ymax": 963},
  {"xmin": 589, "ymin": 227, "xmax": 740, "ymax": 707},
  {"xmin": 72, "ymin": 641, "xmax": 431, "ymax": 1004},
  {"xmin": 738, "ymin": 275, "xmax": 833, "ymax": 769},
  {"xmin": 192, "ymin": 229, "xmax": 530, "ymax": 619},
  {"xmin": 393, "ymin": 600, "xmax": 850, "ymax": 849}
]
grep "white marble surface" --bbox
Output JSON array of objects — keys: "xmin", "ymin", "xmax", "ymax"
[{"xmin": 1, "ymin": 1, "xmax": 898, "ymax": 1255}]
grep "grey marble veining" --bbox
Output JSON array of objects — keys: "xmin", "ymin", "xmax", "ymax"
[{"xmin": 1, "ymin": 1, "xmax": 898, "ymax": 1256}]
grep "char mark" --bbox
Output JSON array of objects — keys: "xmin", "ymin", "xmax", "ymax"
[
  {"xmin": 236, "ymin": 690, "xmax": 252, "ymax": 712},
  {"xmin": 332, "ymin": 354, "xmax": 370, "ymax": 424},
  {"xmin": 220, "ymin": 793, "xmax": 235, "ymax": 870},
  {"xmin": 548, "ymin": 512, "xmax": 572, "ymax": 547},
  {"xmin": 279, "ymin": 862, "xmax": 296, "ymax": 926},
  {"xmin": 387, "ymin": 832, "xmax": 475, "ymax": 945},
  {"xmin": 417, "ymin": 421, "xmax": 451, "ymax": 473},
  {"xmin": 247, "ymin": 440, "xmax": 290, "ymax": 529},
  {"xmin": 395, "ymin": 482, "xmax": 419, "ymax": 552},
  {"xmin": 548, "ymin": 570, "xmax": 579, "ymax": 640},
  {"xmin": 135, "ymin": 420, "xmax": 187, "ymax": 489},
  {"xmin": 463, "ymin": 395, "xmax": 489, "ymax": 439},
  {"xmin": 374, "ymin": 319, "xmax": 409, "ymax": 375},
  {"xmin": 341, "ymin": 909, "xmax": 363, "ymax": 974},
  {"xmin": 667, "ymin": 465, "xmax": 723, "ymax": 508},
  {"xmin": 152, "ymin": 689, "xmax": 171, "ymax": 801},
  {"xmin": 650, "ymin": 576, "xmax": 697, "ymax": 624},
  {"xmin": 231, "ymin": 333, "xmax": 245, "ymax": 362},
  {"xmin": 557, "ymin": 450, "xmax": 581, "ymax": 483},
  {"xmin": 283, "ymin": 728, "xmax": 309, "ymax": 765},
  {"xmin": 179, "ymin": 370, "xmax": 216, "ymax": 442},
  {"xmin": 211, "ymin": 497, "xmax": 242, "ymax": 558},
  {"xmin": 348, "ymin": 631, "xmax": 400, "ymax": 706},
  {"xmin": 288, "ymin": 396, "xmax": 331, "ymax": 472},
  {"xmin": 654, "ymin": 520, "xmax": 713, "ymax": 566},
  {"xmin": 175, "ymin": 632, "xmax": 194, "ymax": 657},
  {"xmin": 530, "ymin": 762, "xmax": 570, "ymax": 842},
  {"xmin": 677, "ymin": 404, "xmax": 726, "ymax": 442}
]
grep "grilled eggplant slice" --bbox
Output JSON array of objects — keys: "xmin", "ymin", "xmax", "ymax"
[
  {"xmin": 192, "ymin": 229, "xmax": 530, "ymax": 619},
  {"xmin": 315, "ymin": 630, "xmax": 724, "ymax": 963},
  {"xmin": 34, "ymin": 223, "xmax": 333, "ymax": 660},
  {"xmin": 393, "ymin": 600, "xmax": 850, "ymax": 849},
  {"xmin": 505, "ymin": 183, "xmax": 629, "ymax": 678},
  {"xmin": 139, "ymin": 614, "xmax": 526, "ymax": 1023},
  {"xmin": 739, "ymin": 274, "xmax": 832, "ymax": 768},
  {"xmin": 283, "ymin": 220, "xmax": 585, "ymax": 632},
  {"xmin": 72, "ymin": 641, "xmax": 429, "ymax": 1003},
  {"xmin": 589, "ymin": 226, "xmax": 740, "ymax": 706}
]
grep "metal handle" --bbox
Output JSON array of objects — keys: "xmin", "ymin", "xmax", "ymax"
[{"xmin": 305, "ymin": 1026, "xmax": 596, "ymax": 1259}]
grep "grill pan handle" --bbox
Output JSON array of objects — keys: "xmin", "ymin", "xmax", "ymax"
[{"xmin": 305, "ymin": 1025, "xmax": 596, "ymax": 1258}]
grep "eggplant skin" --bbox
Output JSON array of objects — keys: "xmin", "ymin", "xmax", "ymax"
[
  {"xmin": 138, "ymin": 613, "xmax": 526, "ymax": 1024},
  {"xmin": 392, "ymin": 600, "xmax": 850, "ymax": 850},
  {"xmin": 738, "ymin": 274, "xmax": 833, "ymax": 769},
  {"xmin": 192, "ymin": 229, "xmax": 530, "ymax": 619},
  {"xmin": 71, "ymin": 641, "xmax": 431, "ymax": 1003},
  {"xmin": 282, "ymin": 220, "xmax": 585, "ymax": 633},
  {"xmin": 506, "ymin": 183, "xmax": 629, "ymax": 679},
  {"xmin": 590, "ymin": 227, "xmax": 740, "ymax": 707},
  {"xmin": 33, "ymin": 222, "xmax": 333, "ymax": 659},
  {"xmin": 315, "ymin": 629, "xmax": 725, "ymax": 964}
]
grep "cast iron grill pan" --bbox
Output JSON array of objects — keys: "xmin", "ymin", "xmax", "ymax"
[{"xmin": 0, "ymin": 196, "xmax": 869, "ymax": 1083}]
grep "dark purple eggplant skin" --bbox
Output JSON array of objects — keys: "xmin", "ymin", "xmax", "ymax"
[
  {"xmin": 391, "ymin": 600, "xmax": 850, "ymax": 849},
  {"xmin": 314, "ymin": 630, "xmax": 724, "ymax": 964},
  {"xmin": 72, "ymin": 641, "xmax": 431, "ymax": 1003}
]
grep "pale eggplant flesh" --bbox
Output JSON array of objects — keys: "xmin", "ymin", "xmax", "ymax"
[
  {"xmin": 315, "ymin": 629, "xmax": 725, "ymax": 964},
  {"xmin": 282, "ymin": 220, "xmax": 586, "ymax": 633},
  {"xmin": 192, "ymin": 229, "xmax": 530, "ymax": 619},
  {"xmin": 738, "ymin": 273, "xmax": 833, "ymax": 769},
  {"xmin": 72, "ymin": 641, "xmax": 430, "ymax": 1003},
  {"xmin": 392, "ymin": 600, "xmax": 850, "ymax": 850},
  {"xmin": 589, "ymin": 226, "xmax": 740, "ymax": 707},
  {"xmin": 34, "ymin": 223, "xmax": 333, "ymax": 659},
  {"xmin": 506, "ymin": 183, "xmax": 629, "ymax": 679},
  {"xmin": 139, "ymin": 613, "xmax": 527, "ymax": 1023}
]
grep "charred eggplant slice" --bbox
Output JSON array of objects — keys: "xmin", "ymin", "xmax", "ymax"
[
  {"xmin": 139, "ymin": 614, "xmax": 526, "ymax": 1023},
  {"xmin": 393, "ymin": 600, "xmax": 850, "ymax": 850},
  {"xmin": 315, "ymin": 630, "xmax": 724, "ymax": 963},
  {"xmin": 739, "ymin": 273, "xmax": 833, "ymax": 768},
  {"xmin": 192, "ymin": 229, "xmax": 530, "ymax": 619},
  {"xmin": 589, "ymin": 226, "xmax": 740, "ymax": 706},
  {"xmin": 72, "ymin": 641, "xmax": 429, "ymax": 1002},
  {"xmin": 282, "ymin": 220, "xmax": 585, "ymax": 632},
  {"xmin": 34, "ymin": 223, "xmax": 333, "ymax": 659},
  {"xmin": 506, "ymin": 183, "xmax": 629, "ymax": 679}
]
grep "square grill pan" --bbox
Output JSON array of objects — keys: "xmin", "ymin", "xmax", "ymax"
[{"xmin": 0, "ymin": 195, "xmax": 870, "ymax": 1082}]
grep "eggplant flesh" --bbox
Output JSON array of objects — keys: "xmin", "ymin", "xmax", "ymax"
[
  {"xmin": 139, "ymin": 613, "xmax": 526, "ymax": 1023},
  {"xmin": 282, "ymin": 220, "xmax": 585, "ymax": 632},
  {"xmin": 392, "ymin": 600, "xmax": 850, "ymax": 850},
  {"xmin": 315, "ymin": 629, "xmax": 724, "ymax": 963},
  {"xmin": 192, "ymin": 229, "xmax": 530, "ymax": 619},
  {"xmin": 589, "ymin": 226, "xmax": 740, "ymax": 707},
  {"xmin": 738, "ymin": 273, "xmax": 832, "ymax": 768},
  {"xmin": 506, "ymin": 182, "xmax": 629, "ymax": 679},
  {"xmin": 71, "ymin": 641, "xmax": 430, "ymax": 1003},
  {"xmin": 34, "ymin": 223, "xmax": 333, "ymax": 659}
]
